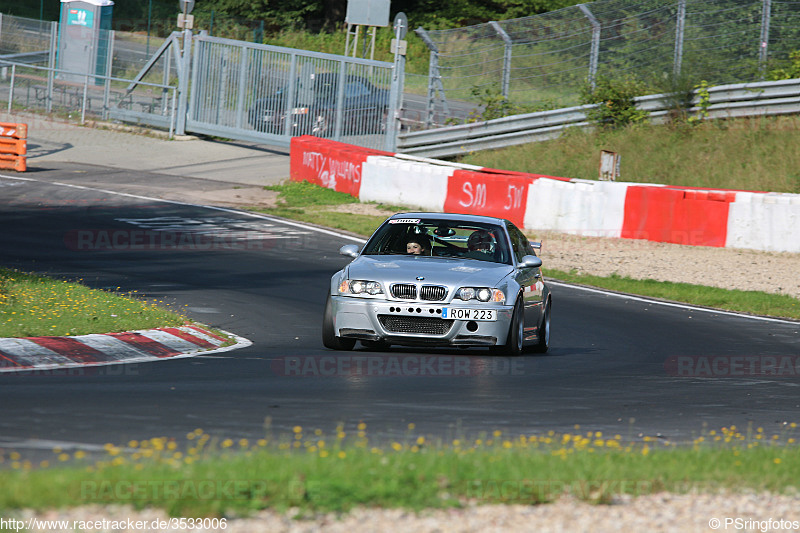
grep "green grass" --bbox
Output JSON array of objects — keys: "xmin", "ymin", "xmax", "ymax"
[
  {"xmin": 265, "ymin": 180, "xmax": 358, "ymax": 207},
  {"xmin": 0, "ymin": 424, "xmax": 797, "ymax": 515},
  {"xmin": 0, "ymin": 268, "xmax": 187, "ymax": 337},
  {"xmin": 548, "ymin": 270, "xmax": 800, "ymax": 320},
  {"xmin": 457, "ymin": 116, "xmax": 800, "ymax": 194},
  {"xmin": 258, "ymin": 181, "xmax": 402, "ymax": 235}
]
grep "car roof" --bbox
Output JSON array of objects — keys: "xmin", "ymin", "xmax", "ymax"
[{"xmin": 388, "ymin": 212, "xmax": 511, "ymax": 226}]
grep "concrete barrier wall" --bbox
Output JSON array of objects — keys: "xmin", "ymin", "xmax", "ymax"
[
  {"xmin": 727, "ymin": 192, "xmax": 800, "ymax": 252},
  {"xmin": 360, "ymin": 156, "xmax": 452, "ymax": 212},
  {"xmin": 290, "ymin": 136, "xmax": 800, "ymax": 253}
]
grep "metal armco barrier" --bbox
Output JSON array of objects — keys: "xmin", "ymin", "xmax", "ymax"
[
  {"xmin": 398, "ymin": 78, "xmax": 800, "ymax": 159},
  {"xmin": 0, "ymin": 122, "xmax": 27, "ymax": 172}
]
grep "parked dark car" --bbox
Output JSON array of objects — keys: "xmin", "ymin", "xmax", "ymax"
[{"xmin": 247, "ymin": 73, "xmax": 390, "ymax": 137}]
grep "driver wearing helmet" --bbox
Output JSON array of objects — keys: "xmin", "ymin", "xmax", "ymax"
[{"xmin": 467, "ymin": 229, "xmax": 496, "ymax": 259}]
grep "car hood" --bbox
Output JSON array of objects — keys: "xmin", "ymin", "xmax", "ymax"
[{"xmin": 346, "ymin": 255, "xmax": 513, "ymax": 288}]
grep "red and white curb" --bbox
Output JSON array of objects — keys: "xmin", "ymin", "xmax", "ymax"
[{"xmin": 0, "ymin": 325, "xmax": 252, "ymax": 373}]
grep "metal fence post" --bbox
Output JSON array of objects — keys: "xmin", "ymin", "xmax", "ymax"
[
  {"xmin": 334, "ymin": 60, "xmax": 346, "ymax": 139},
  {"xmin": 386, "ymin": 17, "xmax": 406, "ymax": 152},
  {"xmin": 8, "ymin": 64, "xmax": 14, "ymax": 113},
  {"xmin": 46, "ymin": 20, "xmax": 57, "ymax": 114},
  {"xmin": 578, "ymin": 4, "xmax": 600, "ymax": 90},
  {"xmin": 759, "ymin": 0, "xmax": 772, "ymax": 79},
  {"xmin": 102, "ymin": 29, "xmax": 115, "ymax": 120},
  {"xmin": 674, "ymin": 0, "xmax": 686, "ymax": 78},
  {"xmin": 489, "ymin": 21, "xmax": 513, "ymax": 99},
  {"xmin": 81, "ymin": 74, "xmax": 88, "ymax": 124},
  {"xmin": 176, "ymin": 28, "xmax": 192, "ymax": 135},
  {"xmin": 234, "ymin": 46, "xmax": 249, "ymax": 130},
  {"xmin": 416, "ymin": 28, "xmax": 449, "ymax": 128}
]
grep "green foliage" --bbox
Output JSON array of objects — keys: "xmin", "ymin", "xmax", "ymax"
[
  {"xmin": 0, "ymin": 269, "xmax": 186, "ymax": 337},
  {"xmin": 687, "ymin": 80, "xmax": 711, "ymax": 126},
  {"xmin": 2, "ymin": 424, "xmax": 799, "ymax": 515},
  {"xmin": 769, "ymin": 50, "xmax": 800, "ymax": 81},
  {"xmin": 264, "ymin": 181, "xmax": 357, "ymax": 207},
  {"xmin": 458, "ymin": 115, "xmax": 800, "ymax": 194},
  {"xmin": 458, "ymin": 85, "xmax": 556, "ymax": 124},
  {"xmin": 649, "ymin": 71, "xmax": 699, "ymax": 124},
  {"xmin": 579, "ymin": 76, "xmax": 649, "ymax": 129},
  {"xmin": 2, "ymin": 0, "xmax": 584, "ymax": 35}
]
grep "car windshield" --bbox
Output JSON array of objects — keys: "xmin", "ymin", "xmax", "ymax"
[{"xmin": 361, "ymin": 218, "xmax": 511, "ymax": 264}]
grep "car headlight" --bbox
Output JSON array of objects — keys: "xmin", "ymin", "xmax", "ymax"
[
  {"xmin": 455, "ymin": 287, "xmax": 504, "ymax": 303},
  {"xmin": 339, "ymin": 279, "xmax": 384, "ymax": 296}
]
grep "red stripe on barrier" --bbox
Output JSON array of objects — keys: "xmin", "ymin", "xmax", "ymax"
[
  {"xmin": 621, "ymin": 186, "xmax": 733, "ymax": 247},
  {"xmin": 29, "ymin": 337, "xmax": 111, "ymax": 363},
  {"xmin": 159, "ymin": 327, "xmax": 216, "ymax": 348},
  {"xmin": 444, "ymin": 170, "xmax": 533, "ymax": 227},
  {"xmin": 290, "ymin": 136, "xmax": 391, "ymax": 198},
  {"xmin": 183, "ymin": 325, "xmax": 228, "ymax": 343},
  {"xmin": 110, "ymin": 332, "xmax": 180, "ymax": 358},
  {"xmin": 480, "ymin": 166, "xmax": 572, "ymax": 182},
  {"xmin": 0, "ymin": 352, "xmax": 23, "ymax": 369}
]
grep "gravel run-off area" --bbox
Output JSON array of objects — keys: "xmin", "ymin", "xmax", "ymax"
[{"xmin": 13, "ymin": 490, "xmax": 800, "ymax": 532}]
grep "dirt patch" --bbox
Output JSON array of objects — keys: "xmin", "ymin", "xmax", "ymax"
[
  {"xmin": 532, "ymin": 230, "xmax": 800, "ymax": 299},
  {"xmin": 160, "ymin": 187, "xmax": 280, "ymax": 208}
]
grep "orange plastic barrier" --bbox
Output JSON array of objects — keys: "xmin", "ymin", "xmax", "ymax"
[{"xmin": 0, "ymin": 122, "xmax": 27, "ymax": 172}]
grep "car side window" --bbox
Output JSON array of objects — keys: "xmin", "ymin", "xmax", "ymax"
[
  {"xmin": 508, "ymin": 225, "xmax": 532, "ymax": 262},
  {"xmin": 345, "ymin": 82, "xmax": 371, "ymax": 98}
]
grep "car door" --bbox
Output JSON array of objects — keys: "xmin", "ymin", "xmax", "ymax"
[
  {"xmin": 507, "ymin": 223, "xmax": 544, "ymax": 342},
  {"xmin": 343, "ymin": 78, "xmax": 375, "ymax": 134}
]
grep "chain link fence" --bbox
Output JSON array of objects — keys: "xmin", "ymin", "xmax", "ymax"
[{"xmin": 416, "ymin": 0, "xmax": 800, "ymax": 126}]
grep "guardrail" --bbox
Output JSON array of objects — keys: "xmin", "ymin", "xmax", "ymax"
[
  {"xmin": 397, "ymin": 78, "xmax": 800, "ymax": 159},
  {"xmin": 0, "ymin": 121, "xmax": 26, "ymax": 171}
]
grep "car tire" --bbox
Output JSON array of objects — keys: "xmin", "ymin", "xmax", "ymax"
[
  {"xmin": 322, "ymin": 294, "xmax": 356, "ymax": 351},
  {"xmin": 492, "ymin": 297, "xmax": 524, "ymax": 356},
  {"xmin": 532, "ymin": 299, "xmax": 551, "ymax": 354}
]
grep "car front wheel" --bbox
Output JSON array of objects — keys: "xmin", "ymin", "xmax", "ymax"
[
  {"xmin": 322, "ymin": 295, "xmax": 356, "ymax": 350},
  {"xmin": 492, "ymin": 297, "xmax": 524, "ymax": 356},
  {"xmin": 532, "ymin": 299, "xmax": 550, "ymax": 353}
]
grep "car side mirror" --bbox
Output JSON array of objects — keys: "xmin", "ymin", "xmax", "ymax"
[
  {"xmin": 520, "ymin": 255, "xmax": 542, "ymax": 269},
  {"xmin": 339, "ymin": 244, "xmax": 360, "ymax": 258}
]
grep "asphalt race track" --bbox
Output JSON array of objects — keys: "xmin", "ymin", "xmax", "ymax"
[{"xmin": 1, "ymin": 168, "xmax": 799, "ymax": 458}]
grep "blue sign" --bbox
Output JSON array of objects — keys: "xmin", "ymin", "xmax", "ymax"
[{"xmin": 67, "ymin": 8, "xmax": 94, "ymax": 28}]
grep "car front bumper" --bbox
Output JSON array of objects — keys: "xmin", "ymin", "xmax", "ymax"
[{"xmin": 331, "ymin": 295, "xmax": 514, "ymax": 347}]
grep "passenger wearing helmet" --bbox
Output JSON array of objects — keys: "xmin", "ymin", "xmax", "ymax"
[{"xmin": 466, "ymin": 229, "xmax": 496, "ymax": 260}]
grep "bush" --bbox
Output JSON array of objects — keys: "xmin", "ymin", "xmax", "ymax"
[
  {"xmin": 579, "ymin": 76, "xmax": 649, "ymax": 129},
  {"xmin": 769, "ymin": 50, "xmax": 800, "ymax": 81}
]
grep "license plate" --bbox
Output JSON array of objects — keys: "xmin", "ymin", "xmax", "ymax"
[{"xmin": 442, "ymin": 308, "xmax": 497, "ymax": 321}]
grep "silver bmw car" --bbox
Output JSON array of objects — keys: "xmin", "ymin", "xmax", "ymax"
[{"xmin": 323, "ymin": 213, "xmax": 551, "ymax": 355}]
